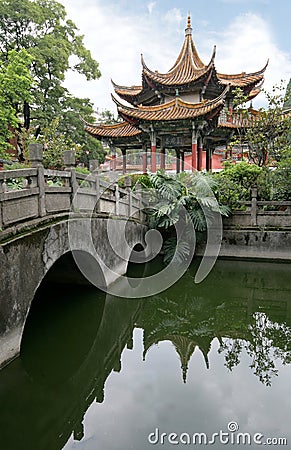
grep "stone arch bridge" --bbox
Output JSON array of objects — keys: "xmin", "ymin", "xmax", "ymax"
[{"xmin": 0, "ymin": 147, "xmax": 146, "ymax": 369}]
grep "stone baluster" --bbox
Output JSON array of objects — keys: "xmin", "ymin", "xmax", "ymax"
[
  {"xmin": 114, "ymin": 184, "xmax": 120, "ymax": 215},
  {"xmin": 95, "ymin": 174, "xmax": 100, "ymax": 213},
  {"xmin": 64, "ymin": 150, "xmax": 77, "ymax": 211},
  {"xmin": 29, "ymin": 143, "xmax": 46, "ymax": 217},
  {"xmin": 124, "ymin": 176, "xmax": 132, "ymax": 217},
  {"xmin": 135, "ymin": 182, "xmax": 142, "ymax": 221},
  {"xmin": 251, "ymin": 188, "xmax": 258, "ymax": 227},
  {"xmin": 1, "ymin": 177, "xmax": 7, "ymax": 193},
  {"xmin": 89, "ymin": 159, "xmax": 99, "ymax": 173}
]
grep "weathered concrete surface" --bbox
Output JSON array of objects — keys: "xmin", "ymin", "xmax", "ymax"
[
  {"xmin": 220, "ymin": 229, "xmax": 291, "ymax": 260},
  {"xmin": 223, "ymin": 210, "xmax": 291, "ymax": 228},
  {"xmin": 0, "ymin": 216, "xmax": 146, "ymax": 369},
  {"xmin": 196, "ymin": 229, "xmax": 291, "ymax": 260}
]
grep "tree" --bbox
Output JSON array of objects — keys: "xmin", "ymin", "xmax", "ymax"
[
  {"xmin": 214, "ymin": 161, "xmax": 262, "ymax": 209},
  {"xmin": 0, "ymin": 0, "xmax": 104, "ymax": 162},
  {"xmin": 95, "ymin": 108, "xmax": 122, "ymax": 124},
  {"xmin": 232, "ymin": 83, "xmax": 291, "ymax": 166},
  {"xmin": 0, "ymin": 49, "xmax": 32, "ymax": 158},
  {"xmin": 36, "ymin": 117, "xmax": 78, "ymax": 169},
  {"xmin": 56, "ymin": 95, "xmax": 106, "ymax": 165},
  {"xmin": 283, "ymin": 78, "xmax": 291, "ymax": 112}
]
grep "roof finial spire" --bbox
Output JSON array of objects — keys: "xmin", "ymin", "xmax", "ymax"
[
  {"xmin": 185, "ymin": 12, "xmax": 192, "ymax": 36},
  {"xmin": 187, "ymin": 11, "xmax": 191, "ymax": 28}
]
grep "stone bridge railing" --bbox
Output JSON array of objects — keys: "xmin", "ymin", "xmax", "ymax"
[
  {"xmin": 223, "ymin": 188, "xmax": 291, "ymax": 229},
  {"xmin": 0, "ymin": 145, "xmax": 143, "ymax": 233}
]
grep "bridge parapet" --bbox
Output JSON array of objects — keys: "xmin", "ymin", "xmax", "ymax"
[{"xmin": 0, "ymin": 145, "xmax": 142, "ymax": 232}]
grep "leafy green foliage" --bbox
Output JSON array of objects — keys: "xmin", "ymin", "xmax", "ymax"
[
  {"xmin": 215, "ymin": 159, "xmax": 291, "ymax": 206},
  {"xmin": 118, "ymin": 173, "xmax": 152, "ymax": 189},
  {"xmin": 56, "ymin": 95, "xmax": 106, "ymax": 165},
  {"xmin": 0, "ymin": 0, "xmax": 104, "ymax": 162},
  {"xmin": 37, "ymin": 117, "xmax": 80, "ymax": 169},
  {"xmin": 283, "ymin": 78, "xmax": 291, "ymax": 112},
  {"xmin": 0, "ymin": 49, "xmax": 32, "ymax": 157},
  {"xmin": 75, "ymin": 166, "xmax": 90, "ymax": 175},
  {"xmin": 214, "ymin": 161, "xmax": 262, "ymax": 209},
  {"xmin": 232, "ymin": 83, "xmax": 291, "ymax": 166},
  {"xmin": 163, "ymin": 237, "xmax": 191, "ymax": 265},
  {"xmin": 144, "ymin": 171, "xmax": 229, "ymax": 264},
  {"xmin": 255, "ymin": 167, "xmax": 290, "ymax": 202},
  {"xmin": 3, "ymin": 161, "xmax": 29, "ymax": 170},
  {"xmin": 96, "ymin": 109, "xmax": 122, "ymax": 124}
]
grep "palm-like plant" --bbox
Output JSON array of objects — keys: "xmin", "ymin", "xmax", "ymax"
[{"xmin": 145, "ymin": 170, "xmax": 230, "ymax": 264}]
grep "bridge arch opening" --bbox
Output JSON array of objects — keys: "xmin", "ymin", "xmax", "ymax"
[
  {"xmin": 126, "ymin": 243, "xmax": 164, "ymax": 288},
  {"xmin": 20, "ymin": 251, "xmax": 106, "ymax": 387}
]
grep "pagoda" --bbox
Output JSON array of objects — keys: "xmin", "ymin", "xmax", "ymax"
[{"xmin": 84, "ymin": 14, "xmax": 267, "ymax": 173}]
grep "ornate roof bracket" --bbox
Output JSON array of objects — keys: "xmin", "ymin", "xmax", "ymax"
[{"xmin": 143, "ymin": 74, "xmax": 157, "ymax": 91}]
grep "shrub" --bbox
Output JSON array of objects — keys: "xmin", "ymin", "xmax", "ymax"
[
  {"xmin": 214, "ymin": 161, "xmax": 262, "ymax": 210},
  {"xmin": 118, "ymin": 173, "xmax": 152, "ymax": 189},
  {"xmin": 75, "ymin": 166, "xmax": 90, "ymax": 175}
]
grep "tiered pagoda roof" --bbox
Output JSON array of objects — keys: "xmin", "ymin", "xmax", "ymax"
[
  {"xmin": 85, "ymin": 13, "xmax": 267, "ymax": 143},
  {"xmin": 111, "ymin": 14, "xmax": 267, "ymax": 106}
]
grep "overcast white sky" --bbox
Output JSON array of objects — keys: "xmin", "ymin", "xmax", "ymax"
[{"xmin": 61, "ymin": 0, "xmax": 291, "ymax": 115}]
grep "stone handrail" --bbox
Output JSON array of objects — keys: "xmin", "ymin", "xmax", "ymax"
[
  {"xmin": 0, "ymin": 146, "xmax": 142, "ymax": 231},
  {"xmin": 224, "ymin": 188, "xmax": 291, "ymax": 228}
]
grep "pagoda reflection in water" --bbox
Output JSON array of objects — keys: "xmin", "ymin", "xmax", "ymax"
[
  {"xmin": 138, "ymin": 260, "xmax": 291, "ymax": 386},
  {"xmin": 0, "ymin": 260, "xmax": 290, "ymax": 449}
]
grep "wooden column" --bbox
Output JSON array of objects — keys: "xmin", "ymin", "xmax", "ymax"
[
  {"xmin": 176, "ymin": 149, "xmax": 181, "ymax": 174},
  {"xmin": 206, "ymin": 147, "xmax": 213, "ymax": 172},
  {"xmin": 191, "ymin": 128, "xmax": 198, "ymax": 171},
  {"xmin": 198, "ymin": 137, "xmax": 203, "ymax": 171},
  {"xmin": 150, "ymin": 128, "xmax": 156, "ymax": 172},
  {"xmin": 142, "ymin": 143, "xmax": 147, "ymax": 174},
  {"xmin": 181, "ymin": 151, "xmax": 185, "ymax": 172},
  {"xmin": 122, "ymin": 148, "xmax": 127, "ymax": 174},
  {"xmin": 206, "ymin": 147, "xmax": 210, "ymax": 172},
  {"xmin": 160, "ymin": 141, "xmax": 165, "ymax": 170},
  {"xmin": 110, "ymin": 144, "xmax": 116, "ymax": 171}
]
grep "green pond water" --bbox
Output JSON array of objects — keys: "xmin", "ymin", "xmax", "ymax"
[{"xmin": 0, "ymin": 258, "xmax": 290, "ymax": 449}]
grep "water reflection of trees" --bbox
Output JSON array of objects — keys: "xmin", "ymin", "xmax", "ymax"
[
  {"xmin": 218, "ymin": 310, "xmax": 291, "ymax": 386},
  {"xmin": 139, "ymin": 288, "xmax": 291, "ymax": 386}
]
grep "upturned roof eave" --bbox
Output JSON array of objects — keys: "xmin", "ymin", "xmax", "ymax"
[
  {"xmin": 217, "ymin": 60, "xmax": 268, "ymax": 88},
  {"xmin": 112, "ymin": 86, "xmax": 229, "ymax": 123},
  {"xmin": 84, "ymin": 120, "xmax": 142, "ymax": 139}
]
